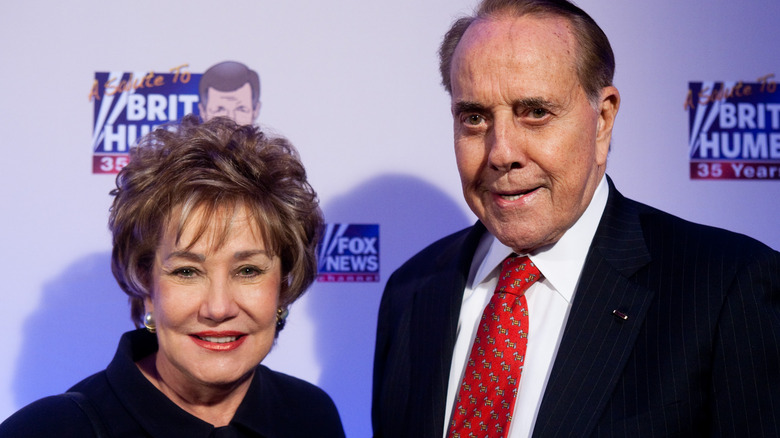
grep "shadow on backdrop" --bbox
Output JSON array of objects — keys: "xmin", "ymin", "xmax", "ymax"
[
  {"xmin": 308, "ymin": 174, "xmax": 471, "ymax": 438},
  {"xmin": 13, "ymin": 252, "xmax": 132, "ymax": 407}
]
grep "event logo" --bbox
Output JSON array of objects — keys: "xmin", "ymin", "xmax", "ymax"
[
  {"xmin": 686, "ymin": 74, "xmax": 780, "ymax": 180},
  {"xmin": 318, "ymin": 224, "xmax": 380, "ymax": 282},
  {"xmin": 89, "ymin": 61, "xmax": 261, "ymax": 175},
  {"xmin": 89, "ymin": 65, "xmax": 200, "ymax": 174}
]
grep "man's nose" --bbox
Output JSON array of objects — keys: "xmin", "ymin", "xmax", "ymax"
[{"xmin": 487, "ymin": 118, "xmax": 526, "ymax": 171}]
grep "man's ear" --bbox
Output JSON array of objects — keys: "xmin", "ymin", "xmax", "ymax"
[{"xmin": 595, "ymin": 85, "xmax": 620, "ymax": 164}]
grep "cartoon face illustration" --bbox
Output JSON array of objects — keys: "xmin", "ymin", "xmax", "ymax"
[
  {"xmin": 200, "ymin": 83, "xmax": 256, "ymax": 124},
  {"xmin": 198, "ymin": 61, "xmax": 261, "ymax": 124}
]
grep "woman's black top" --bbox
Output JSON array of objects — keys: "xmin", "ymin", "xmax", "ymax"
[{"xmin": 0, "ymin": 329, "xmax": 345, "ymax": 438}]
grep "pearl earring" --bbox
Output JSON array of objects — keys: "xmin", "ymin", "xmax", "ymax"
[{"xmin": 143, "ymin": 312, "xmax": 156, "ymax": 333}]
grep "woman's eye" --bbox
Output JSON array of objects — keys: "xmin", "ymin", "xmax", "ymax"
[
  {"xmin": 237, "ymin": 266, "xmax": 261, "ymax": 277},
  {"xmin": 173, "ymin": 268, "xmax": 196, "ymax": 277}
]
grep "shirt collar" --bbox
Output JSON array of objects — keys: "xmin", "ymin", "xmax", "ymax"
[{"xmin": 473, "ymin": 175, "xmax": 609, "ymax": 302}]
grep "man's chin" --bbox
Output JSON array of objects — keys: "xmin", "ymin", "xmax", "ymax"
[{"xmin": 485, "ymin": 222, "xmax": 558, "ymax": 254}]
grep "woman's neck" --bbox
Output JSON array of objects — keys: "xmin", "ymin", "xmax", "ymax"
[{"xmin": 135, "ymin": 353, "xmax": 254, "ymax": 427}]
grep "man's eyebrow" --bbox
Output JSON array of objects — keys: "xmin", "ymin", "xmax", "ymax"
[
  {"xmin": 452, "ymin": 101, "xmax": 488, "ymax": 115},
  {"xmin": 514, "ymin": 97, "xmax": 559, "ymax": 111},
  {"xmin": 453, "ymin": 98, "xmax": 560, "ymax": 115}
]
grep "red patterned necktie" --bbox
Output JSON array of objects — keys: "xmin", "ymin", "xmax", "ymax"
[{"xmin": 448, "ymin": 255, "xmax": 542, "ymax": 438}]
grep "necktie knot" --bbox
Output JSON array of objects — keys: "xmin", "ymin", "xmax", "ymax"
[{"xmin": 496, "ymin": 255, "xmax": 541, "ymax": 297}]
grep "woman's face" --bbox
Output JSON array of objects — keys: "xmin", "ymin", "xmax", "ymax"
[{"xmin": 144, "ymin": 204, "xmax": 281, "ymax": 391}]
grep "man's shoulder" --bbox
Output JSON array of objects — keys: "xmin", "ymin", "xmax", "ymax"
[
  {"xmin": 602, "ymin": 191, "xmax": 779, "ymax": 278},
  {"xmin": 392, "ymin": 223, "xmax": 483, "ymax": 278},
  {"xmin": 630, "ymin": 197, "xmax": 776, "ymax": 258}
]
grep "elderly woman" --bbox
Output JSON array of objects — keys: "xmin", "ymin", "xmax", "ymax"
[{"xmin": 0, "ymin": 115, "xmax": 345, "ymax": 437}]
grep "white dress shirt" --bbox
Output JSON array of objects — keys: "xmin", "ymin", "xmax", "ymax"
[{"xmin": 443, "ymin": 176, "xmax": 609, "ymax": 438}]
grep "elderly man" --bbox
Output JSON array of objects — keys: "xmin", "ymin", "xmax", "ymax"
[{"xmin": 372, "ymin": 1, "xmax": 780, "ymax": 437}]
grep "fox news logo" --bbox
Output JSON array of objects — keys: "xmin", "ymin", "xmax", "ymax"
[
  {"xmin": 89, "ymin": 65, "xmax": 199, "ymax": 174},
  {"xmin": 318, "ymin": 224, "xmax": 379, "ymax": 282},
  {"xmin": 686, "ymin": 75, "xmax": 780, "ymax": 180}
]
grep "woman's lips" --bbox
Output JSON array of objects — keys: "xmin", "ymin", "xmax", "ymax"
[{"xmin": 190, "ymin": 331, "xmax": 247, "ymax": 351}]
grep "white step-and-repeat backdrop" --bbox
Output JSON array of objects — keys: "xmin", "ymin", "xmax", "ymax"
[{"xmin": 2, "ymin": 1, "xmax": 779, "ymax": 436}]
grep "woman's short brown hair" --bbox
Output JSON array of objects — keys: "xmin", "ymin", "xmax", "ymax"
[{"xmin": 109, "ymin": 115, "xmax": 323, "ymax": 327}]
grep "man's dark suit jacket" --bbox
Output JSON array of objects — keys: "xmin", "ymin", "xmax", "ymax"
[{"xmin": 372, "ymin": 178, "xmax": 780, "ymax": 437}]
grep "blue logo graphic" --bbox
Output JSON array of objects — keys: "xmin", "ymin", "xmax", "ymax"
[
  {"xmin": 686, "ymin": 75, "xmax": 780, "ymax": 180},
  {"xmin": 317, "ymin": 224, "xmax": 379, "ymax": 282},
  {"xmin": 90, "ymin": 65, "xmax": 200, "ymax": 174}
]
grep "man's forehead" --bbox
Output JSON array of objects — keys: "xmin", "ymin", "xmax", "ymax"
[
  {"xmin": 457, "ymin": 13, "xmax": 575, "ymax": 57},
  {"xmin": 449, "ymin": 13, "xmax": 584, "ymax": 108},
  {"xmin": 451, "ymin": 15, "xmax": 578, "ymax": 84},
  {"xmin": 207, "ymin": 82, "xmax": 253, "ymax": 101}
]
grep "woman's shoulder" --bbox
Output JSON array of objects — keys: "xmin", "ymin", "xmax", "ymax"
[
  {"xmin": 256, "ymin": 365, "xmax": 334, "ymax": 403},
  {"xmin": 256, "ymin": 366, "xmax": 335, "ymax": 406},
  {"xmin": 0, "ymin": 394, "xmax": 99, "ymax": 438},
  {"xmin": 247, "ymin": 365, "xmax": 345, "ymax": 437}
]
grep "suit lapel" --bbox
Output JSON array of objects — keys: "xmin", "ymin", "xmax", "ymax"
[
  {"xmin": 407, "ymin": 223, "xmax": 486, "ymax": 437},
  {"xmin": 533, "ymin": 181, "xmax": 655, "ymax": 437}
]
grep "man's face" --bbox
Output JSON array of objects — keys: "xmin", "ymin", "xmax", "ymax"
[
  {"xmin": 199, "ymin": 82, "xmax": 259, "ymax": 125},
  {"xmin": 450, "ymin": 14, "xmax": 618, "ymax": 253}
]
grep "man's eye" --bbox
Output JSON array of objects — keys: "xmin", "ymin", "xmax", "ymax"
[
  {"xmin": 464, "ymin": 114, "xmax": 485, "ymax": 125},
  {"xmin": 530, "ymin": 108, "xmax": 548, "ymax": 119}
]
